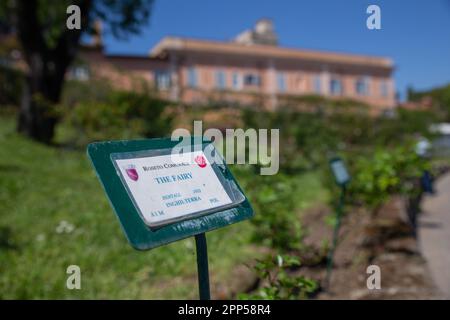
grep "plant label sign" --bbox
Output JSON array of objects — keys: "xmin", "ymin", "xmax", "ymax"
[
  {"xmin": 329, "ymin": 157, "xmax": 350, "ymax": 186},
  {"xmin": 87, "ymin": 138, "xmax": 253, "ymax": 250},
  {"xmin": 113, "ymin": 150, "xmax": 240, "ymax": 228}
]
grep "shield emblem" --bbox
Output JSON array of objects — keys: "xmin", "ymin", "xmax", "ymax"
[
  {"xmin": 125, "ymin": 165, "xmax": 139, "ymax": 181},
  {"xmin": 194, "ymin": 155, "xmax": 207, "ymax": 168}
]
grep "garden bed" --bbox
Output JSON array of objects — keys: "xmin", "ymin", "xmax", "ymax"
[{"xmin": 302, "ymin": 197, "xmax": 440, "ymax": 299}]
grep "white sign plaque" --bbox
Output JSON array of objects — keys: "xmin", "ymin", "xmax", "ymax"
[{"xmin": 114, "ymin": 151, "xmax": 235, "ymax": 227}]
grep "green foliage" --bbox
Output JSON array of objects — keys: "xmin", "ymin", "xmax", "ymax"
[
  {"xmin": 0, "ymin": 0, "xmax": 155, "ymax": 47},
  {"xmin": 0, "ymin": 116, "xmax": 258, "ymax": 299},
  {"xmin": 395, "ymin": 108, "xmax": 438, "ymax": 137},
  {"xmin": 242, "ymin": 109, "xmax": 325, "ymax": 172},
  {"xmin": 408, "ymin": 84, "xmax": 450, "ymax": 120},
  {"xmin": 1, "ymin": 0, "xmax": 155, "ymax": 143},
  {"xmin": 242, "ymin": 108, "xmax": 370, "ymax": 172},
  {"xmin": 372, "ymin": 108, "xmax": 439, "ymax": 145},
  {"xmin": 109, "ymin": 91, "xmax": 173, "ymax": 138},
  {"xmin": 348, "ymin": 146, "xmax": 428, "ymax": 210},
  {"xmin": 0, "ymin": 116, "xmax": 331, "ymax": 298},
  {"xmin": 242, "ymin": 106, "xmax": 438, "ymax": 174},
  {"xmin": 91, "ymin": 0, "xmax": 155, "ymax": 39},
  {"xmin": 243, "ymin": 103, "xmax": 437, "ymax": 218},
  {"xmin": 239, "ymin": 254, "xmax": 317, "ymax": 300},
  {"xmin": 233, "ymin": 168, "xmax": 328, "ymax": 252},
  {"xmin": 61, "ymin": 79, "xmax": 113, "ymax": 109},
  {"xmin": 247, "ymin": 175, "xmax": 303, "ymax": 251},
  {"xmin": 60, "ymin": 88, "xmax": 173, "ymax": 147}
]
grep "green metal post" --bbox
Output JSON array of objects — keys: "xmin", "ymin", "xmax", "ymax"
[
  {"xmin": 195, "ymin": 233, "xmax": 211, "ymax": 300},
  {"xmin": 325, "ymin": 184, "xmax": 346, "ymax": 290}
]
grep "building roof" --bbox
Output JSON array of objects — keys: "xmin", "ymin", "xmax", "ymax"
[
  {"xmin": 105, "ymin": 54, "xmax": 163, "ymax": 62},
  {"xmin": 150, "ymin": 36, "xmax": 393, "ymax": 69}
]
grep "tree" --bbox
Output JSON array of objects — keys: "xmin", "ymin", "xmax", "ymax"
[{"xmin": 0, "ymin": 0, "xmax": 154, "ymax": 144}]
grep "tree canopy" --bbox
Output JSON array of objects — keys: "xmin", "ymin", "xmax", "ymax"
[{"xmin": 0, "ymin": 0, "xmax": 154, "ymax": 143}]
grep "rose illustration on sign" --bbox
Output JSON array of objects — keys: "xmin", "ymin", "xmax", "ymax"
[
  {"xmin": 194, "ymin": 155, "xmax": 207, "ymax": 168},
  {"xmin": 124, "ymin": 164, "xmax": 139, "ymax": 181}
]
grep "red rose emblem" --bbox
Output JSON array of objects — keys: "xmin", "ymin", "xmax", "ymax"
[
  {"xmin": 125, "ymin": 165, "xmax": 139, "ymax": 181},
  {"xmin": 194, "ymin": 155, "xmax": 207, "ymax": 168}
]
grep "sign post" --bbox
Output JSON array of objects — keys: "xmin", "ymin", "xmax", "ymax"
[
  {"xmin": 195, "ymin": 233, "xmax": 210, "ymax": 300},
  {"xmin": 87, "ymin": 137, "xmax": 253, "ymax": 299},
  {"xmin": 325, "ymin": 157, "xmax": 350, "ymax": 289}
]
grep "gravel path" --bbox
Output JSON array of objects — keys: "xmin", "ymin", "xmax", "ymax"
[{"xmin": 419, "ymin": 172, "xmax": 450, "ymax": 299}]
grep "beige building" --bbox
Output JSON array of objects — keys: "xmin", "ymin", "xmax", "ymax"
[{"xmin": 76, "ymin": 19, "xmax": 396, "ymax": 111}]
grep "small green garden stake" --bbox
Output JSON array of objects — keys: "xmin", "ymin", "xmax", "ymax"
[
  {"xmin": 325, "ymin": 157, "xmax": 351, "ymax": 290},
  {"xmin": 195, "ymin": 233, "xmax": 211, "ymax": 300}
]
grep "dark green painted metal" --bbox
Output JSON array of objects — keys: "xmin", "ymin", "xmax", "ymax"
[
  {"xmin": 195, "ymin": 233, "xmax": 210, "ymax": 300},
  {"xmin": 325, "ymin": 184, "xmax": 346, "ymax": 289},
  {"xmin": 325, "ymin": 157, "xmax": 350, "ymax": 289},
  {"xmin": 87, "ymin": 137, "xmax": 254, "ymax": 251}
]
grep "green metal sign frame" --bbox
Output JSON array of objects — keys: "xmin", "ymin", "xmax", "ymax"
[
  {"xmin": 87, "ymin": 137, "xmax": 254, "ymax": 251},
  {"xmin": 325, "ymin": 156, "xmax": 350, "ymax": 289}
]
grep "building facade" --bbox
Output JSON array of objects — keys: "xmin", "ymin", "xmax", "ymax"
[{"xmin": 77, "ymin": 20, "xmax": 396, "ymax": 111}]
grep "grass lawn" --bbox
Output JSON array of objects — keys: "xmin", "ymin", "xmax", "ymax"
[{"xmin": 0, "ymin": 115, "xmax": 327, "ymax": 299}]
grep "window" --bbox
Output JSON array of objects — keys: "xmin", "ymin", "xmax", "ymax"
[
  {"xmin": 313, "ymin": 75, "xmax": 322, "ymax": 93},
  {"xmin": 277, "ymin": 72, "xmax": 286, "ymax": 92},
  {"xmin": 380, "ymin": 80, "xmax": 389, "ymax": 97},
  {"xmin": 244, "ymin": 73, "xmax": 261, "ymax": 86},
  {"xmin": 187, "ymin": 67, "xmax": 198, "ymax": 88},
  {"xmin": 356, "ymin": 77, "xmax": 370, "ymax": 96},
  {"xmin": 329, "ymin": 78, "xmax": 342, "ymax": 95},
  {"xmin": 215, "ymin": 70, "xmax": 226, "ymax": 89},
  {"xmin": 155, "ymin": 70, "xmax": 171, "ymax": 90},
  {"xmin": 232, "ymin": 72, "xmax": 242, "ymax": 90},
  {"xmin": 69, "ymin": 66, "xmax": 90, "ymax": 81}
]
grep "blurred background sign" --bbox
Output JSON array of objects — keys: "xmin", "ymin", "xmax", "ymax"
[{"xmin": 329, "ymin": 157, "xmax": 350, "ymax": 186}]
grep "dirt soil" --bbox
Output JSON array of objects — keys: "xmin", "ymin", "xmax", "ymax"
[
  {"xmin": 214, "ymin": 196, "xmax": 442, "ymax": 300},
  {"xmin": 298, "ymin": 198, "xmax": 442, "ymax": 299}
]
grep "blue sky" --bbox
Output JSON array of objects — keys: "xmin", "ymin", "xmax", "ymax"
[{"xmin": 103, "ymin": 0, "xmax": 450, "ymax": 100}]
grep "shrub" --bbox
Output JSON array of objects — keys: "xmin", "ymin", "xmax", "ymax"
[
  {"xmin": 408, "ymin": 84, "xmax": 450, "ymax": 120},
  {"xmin": 61, "ymin": 79, "xmax": 113, "ymax": 109},
  {"xmin": 108, "ymin": 91, "xmax": 173, "ymax": 138},
  {"xmin": 370, "ymin": 109, "xmax": 439, "ymax": 146},
  {"xmin": 244, "ymin": 173, "xmax": 303, "ymax": 251},
  {"xmin": 242, "ymin": 106, "xmax": 437, "ymax": 175},
  {"xmin": 61, "ymin": 90, "xmax": 173, "ymax": 147},
  {"xmin": 239, "ymin": 254, "xmax": 317, "ymax": 300},
  {"xmin": 347, "ymin": 145, "xmax": 428, "ymax": 211},
  {"xmin": 242, "ymin": 109, "xmax": 327, "ymax": 172}
]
